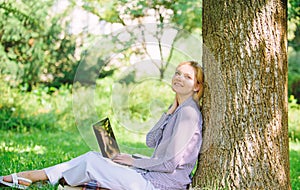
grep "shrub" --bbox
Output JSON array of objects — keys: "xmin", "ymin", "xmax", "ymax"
[
  {"xmin": 0, "ymin": 77, "xmax": 75, "ymax": 131},
  {"xmin": 288, "ymin": 49, "xmax": 300, "ymax": 103},
  {"xmin": 289, "ymin": 95, "xmax": 300, "ymax": 141}
]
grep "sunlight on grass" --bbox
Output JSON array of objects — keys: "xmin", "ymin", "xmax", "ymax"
[
  {"xmin": 290, "ymin": 141, "xmax": 300, "ymax": 190},
  {"xmin": 290, "ymin": 140, "xmax": 300, "ymax": 151},
  {"xmin": 0, "ymin": 77, "xmax": 299, "ymax": 189},
  {"xmin": 0, "ymin": 142, "xmax": 46, "ymax": 154}
]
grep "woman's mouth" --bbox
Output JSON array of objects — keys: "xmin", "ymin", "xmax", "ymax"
[{"xmin": 173, "ymin": 82, "xmax": 183, "ymax": 87}]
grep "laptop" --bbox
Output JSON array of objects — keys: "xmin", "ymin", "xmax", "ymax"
[
  {"xmin": 92, "ymin": 117, "xmax": 149, "ymax": 160},
  {"xmin": 92, "ymin": 117, "xmax": 120, "ymax": 159}
]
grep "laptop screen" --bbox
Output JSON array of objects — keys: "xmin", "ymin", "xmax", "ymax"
[{"xmin": 92, "ymin": 118, "xmax": 120, "ymax": 159}]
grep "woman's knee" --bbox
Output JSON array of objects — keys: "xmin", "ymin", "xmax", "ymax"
[
  {"xmin": 85, "ymin": 151, "xmax": 99, "ymax": 156},
  {"xmin": 82, "ymin": 151, "xmax": 103, "ymax": 163},
  {"xmin": 82, "ymin": 151, "xmax": 99, "ymax": 158}
]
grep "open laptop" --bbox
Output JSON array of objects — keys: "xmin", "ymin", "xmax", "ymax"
[
  {"xmin": 92, "ymin": 117, "xmax": 120, "ymax": 159},
  {"xmin": 92, "ymin": 117, "xmax": 149, "ymax": 160}
]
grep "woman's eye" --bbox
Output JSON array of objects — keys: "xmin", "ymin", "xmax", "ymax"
[{"xmin": 185, "ymin": 75, "xmax": 192, "ymax": 79}]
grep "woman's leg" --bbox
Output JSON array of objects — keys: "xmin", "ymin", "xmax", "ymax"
[
  {"xmin": 2, "ymin": 151, "xmax": 96, "ymax": 186},
  {"xmin": 44, "ymin": 151, "xmax": 99, "ymax": 184},
  {"xmin": 2, "ymin": 151, "xmax": 158, "ymax": 190},
  {"xmin": 61, "ymin": 151, "xmax": 158, "ymax": 190}
]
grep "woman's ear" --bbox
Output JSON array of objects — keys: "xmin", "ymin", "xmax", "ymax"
[{"xmin": 194, "ymin": 82, "xmax": 200, "ymax": 92}]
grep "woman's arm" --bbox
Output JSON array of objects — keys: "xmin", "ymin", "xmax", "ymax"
[{"xmin": 133, "ymin": 106, "xmax": 202, "ymax": 172}]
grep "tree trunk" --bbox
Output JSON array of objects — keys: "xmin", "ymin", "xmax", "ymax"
[{"xmin": 195, "ymin": 0, "xmax": 290, "ymax": 189}]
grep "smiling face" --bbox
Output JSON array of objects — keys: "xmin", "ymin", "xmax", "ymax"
[{"xmin": 171, "ymin": 64, "xmax": 200, "ymax": 99}]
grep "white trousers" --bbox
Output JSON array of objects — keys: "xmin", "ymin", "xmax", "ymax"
[{"xmin": 44, "ymin": 151, "xmax": 158, "ymax": 190}]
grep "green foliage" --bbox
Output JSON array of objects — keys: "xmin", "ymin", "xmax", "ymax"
[
  {"xmin": 288, "ymin": 0, "xmax": 300, "ymax": 21},
  {"xmin": 126, "ymin": 80, "xmax": 173, "ymax": 122},
  {"xmin": 290, "ymin": 141, "xmax": 300, "ymax": 190},
  {"xmin": 288, "ymin": 0, "xmax": 300, "ymax": 50},
  {"xmin": 79, "ymin": 0, "xmax": 203, "ymax": 81},
  {"xmin": 0, "ymin": 129, "xmax": 299, "ymax": 189},
  {"xmin": 102, "ymin": 0, "xmax": 202, "ymax": 33},
  {"xmin": 288, "ymin": 49, "xmax": 300, "ymax": 102},
  {"xmin": 93, "ymin": 76, "xmax": 174, "ymax": 156},
  {"xmin": 0, "ymin": 0, "xmax": 299, "ymax": 187},
  {"xmin": 0, "ymin": 75, "xmax": 299, "ymax": 188},
  {"xmin": 0, "ymin": 2, "xmax": 42, "ymax": 29},
  {"xmin": 289, "ymin": 96, "xmax": 300, "ymax": 141},
  {"xmin": 0, "ymin": 77, "xmax": 74, "ymax": 131},
  {"xmin": 0, "ymin": 0, "xmax": 79, "ymax": 90},
  {"xmin": 0, "ymin": 0, "xmax": 204, "ymax": 91},
  {"xmin": 0, "ymin": 130, "xmax": 90, "ymax": 189},
  {"xmin": 0, "ymin": 0, "xmax": 299, "ymax": 91},
  {"xmin": 171, "ymin": 0, "xmax": 202, "ymax": 32},
  {"xmin": 82, "ymin": 0, "xmax": 123, "ymax": 24}
]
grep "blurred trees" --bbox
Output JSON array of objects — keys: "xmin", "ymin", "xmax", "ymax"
[
  {"xmin": 0, "ymin": 0, "xmax": 79, "ymax": 90},
  {"xmin": 288, "ymin": 0, "xmax": 300, "ymax": 102},
  {"xmin": 80, "ymin": 0, "xmax": 202, "ymax": 80},
  {"xmin": 0, "ymin": 0, "xmax": 202, "ymax": 89},
  {"xmin": 288, "ymin": 0, "xmax": 300, "ymax": 50},
  {"xmin": 0, "ymin": 0, "xmax": 299, "ymax": 99}
]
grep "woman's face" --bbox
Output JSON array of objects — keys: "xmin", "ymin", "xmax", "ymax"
[{"xmin": 171, "ymin": 64, "xmax": 199, "ymax": 97}]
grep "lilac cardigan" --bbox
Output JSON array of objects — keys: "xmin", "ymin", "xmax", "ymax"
[{"xmin": 132, "ymin": 97, "xmax": 203, "ymax": 190}]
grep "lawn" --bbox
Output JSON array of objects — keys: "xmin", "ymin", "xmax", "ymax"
[
  {"xmin": 0, "ymin": 81, "xmax": 299, "ymax": 189},
  {"xmin": 290, "ymin": 141, "xmax": 300, "ymax": 190},
  {"xmin": 0, "ymin": 129, "xmax": 299, "ymax": 189},
  {"xmin": 0, "ymin": 130, "xmax": 90, "ymax": 189}
]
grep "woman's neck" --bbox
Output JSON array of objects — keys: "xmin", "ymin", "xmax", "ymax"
[{"xmin": 177, "ymin": 94, "xmax": 192, "ymax": 105}]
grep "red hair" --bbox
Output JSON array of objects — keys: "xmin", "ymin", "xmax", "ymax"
[{"xmin": 177, "ymin": 61, "xmax": 204, "ymax": 103}]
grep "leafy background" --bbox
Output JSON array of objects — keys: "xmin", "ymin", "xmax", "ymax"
[{"xmin": 0, "ymin": 0, "xmax": 299, "ymax": 189}]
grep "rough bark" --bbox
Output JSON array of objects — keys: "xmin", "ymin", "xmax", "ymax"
[{"xmin": 195, "ymin": 0, "xmax": 290, "ymax": 189}]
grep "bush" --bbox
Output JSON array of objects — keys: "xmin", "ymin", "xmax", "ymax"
[
  {"xmin": 289, "ymin": 95, "xmax": 300, "ymax": 141},
  {"xmin": 288, "ymin": 49, "xmax": 300, "ymax": 103},
  {"xmin": 0, "ymin": 1, "xmax": 80, "ymax": 90},
  {"xmin": 0, "ymin": 77, "xmax": 75, "ymax": 131}
]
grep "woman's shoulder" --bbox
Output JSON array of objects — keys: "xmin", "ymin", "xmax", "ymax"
[
  {"xmin": 181, "ymin": 97, "xmax": 201, "ymax": 111},
  {"xmin": 178, "ymin": 99, "xmax": 202, "ymax": 118}
]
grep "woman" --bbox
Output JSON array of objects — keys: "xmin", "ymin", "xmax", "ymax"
[{"xmin": 0, "ymin": 61, "xmax": 204, "ymax": 190}]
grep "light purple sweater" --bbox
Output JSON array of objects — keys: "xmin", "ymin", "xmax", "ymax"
[{"xmin": 132, "ymin": 97, "xmax": 203, "ymax": 190}]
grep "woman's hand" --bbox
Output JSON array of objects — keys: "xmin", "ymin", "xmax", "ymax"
[
  {"xmin": 167, "ymin": 95, "xmax": 178, "ymax": 115},
  {"xmin": 112, "ymin": 153, "xmax": 134, "ymax": 166}
]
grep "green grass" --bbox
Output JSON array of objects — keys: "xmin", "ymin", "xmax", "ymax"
[
  {"xmin": 289, "ymin": 96, "xmax": 300, "ymax": 141},
  {"xmin": 0, "ymin": 130, "xmax": 90, "ymax": 189},
  {"xmin": 0, "ymin": 129, "xmax": 299, "ymax": 189},
  {"xmin": 0, "ymin": 78, "xmax": 299, "ymax": 189},
  {"xmin": 290, "ymin": 141, "xmax": 300, "ymax": 190}
]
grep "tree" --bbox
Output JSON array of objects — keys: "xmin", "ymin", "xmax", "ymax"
[
  {"xmin": 0, "ymin": 0, "xmax": 78, "ymax": 90},
  {"xmin": 81, "ymin": 0, "xmax": 202, "ymax": 80},
  {"xmin": 287, "ymin": 0, "xmax": 300, "ymax": 102},
  {"xmin": 195, "ymin": 0, "xmax": 290, "ymax": 189},
  {"xmin": 288, "ymin": 0, "xmax": 300, "ymax": 50}
]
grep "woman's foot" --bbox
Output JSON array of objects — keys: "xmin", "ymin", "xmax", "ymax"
[
  {"xmin": 2, "ymin": 175, "xmax": 31, "ymax": 186},
  {"xmin": 0, "ymin": 173, "xmax": 32, "ymax": 189},
  {"xmin": 1, "ymin": 170, "xmax": 48, "ymax": 189}
]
